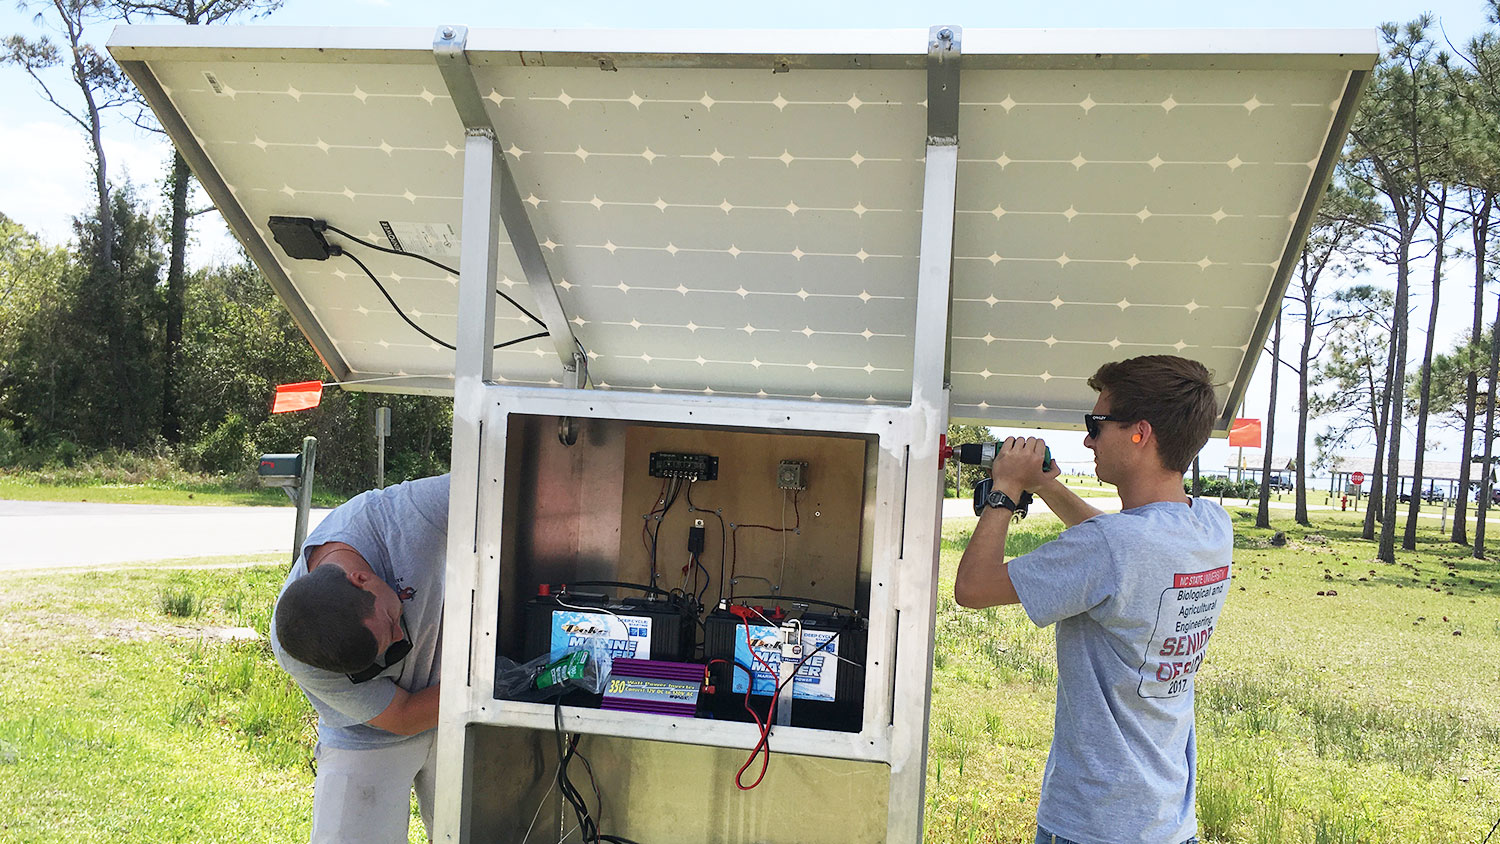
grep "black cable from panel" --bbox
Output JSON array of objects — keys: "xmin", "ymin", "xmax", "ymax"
[
  {"xmin": 324, "ymin": 223, "xmax": 546, "ymax": 327},
  {"xmin": 552, "ymin": 700, "xmax": 645, "ymax": 844},
  {"xmin": 553, "ymin": 701, "xmax": 599, "ymax": 843},
  {"xmin": 342, "ymin": 251, "xmax": 550, "ymax": 351}
]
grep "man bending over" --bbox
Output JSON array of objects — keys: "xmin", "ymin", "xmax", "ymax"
[{"xmin": 271, "ymin": 474, "xmax": 449, "ymax": 843}]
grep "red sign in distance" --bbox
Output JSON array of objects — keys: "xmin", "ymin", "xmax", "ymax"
[{"xmin": 1351, "ymin": 471, "xmax": 1365, "ymax": 485}]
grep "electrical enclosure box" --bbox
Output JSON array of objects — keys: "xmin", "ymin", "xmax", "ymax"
[{"xmin": 455, "ymin": 399, "xmax": 907, "ymax": 844}]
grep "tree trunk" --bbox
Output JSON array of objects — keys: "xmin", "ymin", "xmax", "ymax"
[
  {"xmin": 1476, "ymin": 291, "xmax": 1500, "ymax": 559},
  {"xmin": 1295, "ymin": 261, "xmax": 1314, "ymax": 526},
  {"xmin": 1404, "ymin": 188, "xmax": 1446, "ymax": 549},
  {"xmin": 55, "ymin": 0, "xmax": 114, "ymax": 271},
  {"xmin": 161, "ymin": 151, "xmax": 191, "ymax": 444},
  {"xmin": 1257, "ymin": 312, "xmax": 1282, "ymax": 529},
  {"xmin": 1454, "ymin": 190, "xmax": 1491, "ymax": 545},
  {"xmin": 1364, "ymin": 349, "xmax": 1391, "ymax": 541},
  {"xmin": 1379, "ymin": 243, "xmax": 1411, "ymax": 564}
]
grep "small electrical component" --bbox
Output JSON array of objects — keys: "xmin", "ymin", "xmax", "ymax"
[
  {"xmin": 688, "ymin": 519, "xmax": 706, "ymax": 554},
  {"xmin": 649, "ymin": 451, "xmax": 718, "ymax": 480},
  {"xmin": 267, "ymin": 216, "xmax": 336, "ymax": 260},
  {"xmin": 777, "ymin": 460, "xmax": 807, "ymax": 490}
]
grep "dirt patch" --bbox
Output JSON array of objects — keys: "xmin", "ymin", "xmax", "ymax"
[
  {"xmin": 0, "ymin": 611, "xmax": 259, "ymax": 644},
  {"xmin": 102, "ymin": 620, "xmax": 261, "ymax": 642}
]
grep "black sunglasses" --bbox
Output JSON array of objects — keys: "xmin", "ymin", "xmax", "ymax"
[
  {"xmin": 1083, "ymin": 413, "xmax": 1128, "ymax": 440},
  {"xmin": 347, "ymin": 615, "xmax": 412, "ymax": 684}
]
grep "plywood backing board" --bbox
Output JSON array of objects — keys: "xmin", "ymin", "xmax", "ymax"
[{"xmin": 616, "ymin": 425, "xmax": 869, "ymax": 609}]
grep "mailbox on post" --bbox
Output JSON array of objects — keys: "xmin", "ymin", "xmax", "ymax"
[
  {"xmin": 257, "ymin": 436, "xmax": 317, "ymax": 562},
  {"xmin": 257, "ymin": 453, "xmax": 302, "ymax": 486}
]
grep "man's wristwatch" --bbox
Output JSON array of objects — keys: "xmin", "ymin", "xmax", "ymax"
[
  {"xmin": 986, "ymin": 487, "xmax": 1025, "ymax": 512},
  {"xmin": 972, "ymin": 477, "xmax": 1033, "ymax": 519}
]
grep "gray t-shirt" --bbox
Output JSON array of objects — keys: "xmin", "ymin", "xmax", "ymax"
[
  {"xmin": 270, "ymin": 475, "xmax": 449, "ymax": 751},
  {"xmin": 1007, "ymin": 498, "xmax": 1232, "ymax": 844}
]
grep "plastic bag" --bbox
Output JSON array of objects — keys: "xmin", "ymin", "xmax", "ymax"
[{"xmin": 493, "ymin": 639, "xmax": 613, "ymax": 702}]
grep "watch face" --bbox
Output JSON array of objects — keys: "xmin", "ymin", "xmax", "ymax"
[{"xmin": 987, "ymin": 490, "xmax": 1007, "ymax": 508}]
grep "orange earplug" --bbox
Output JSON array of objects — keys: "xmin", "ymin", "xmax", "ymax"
[{"xmin": 1132, "ymin": 434, "xmax": 1142, "ymax": 443}]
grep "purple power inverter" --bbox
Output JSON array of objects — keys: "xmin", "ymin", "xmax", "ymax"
[{"xmin": 600, "ymin": 659, "xmax": 703, "ymax": 718}]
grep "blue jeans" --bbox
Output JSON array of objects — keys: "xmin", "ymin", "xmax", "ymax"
[{"xmin": 1035, "ymin": 828, "xmax": 1199, "ymax": 844}]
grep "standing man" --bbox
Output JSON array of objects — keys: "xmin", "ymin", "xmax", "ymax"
[
  {"xmin": 271, "ymin": 474, "xmax": 450, "ymax": 843},
  {"xmin": 954, "ymin": 356, "xmax": 1232, "ymax": 844}
]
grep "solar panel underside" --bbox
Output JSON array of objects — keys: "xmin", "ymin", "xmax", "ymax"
[{"xmin": 122, "ymin": 30, "xmax": 1363, "ymax": 427}]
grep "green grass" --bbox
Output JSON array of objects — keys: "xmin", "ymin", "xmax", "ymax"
[
  {"xmin": 156, "ymin": 586, "xmax": 204, "ymax": 618},
  {"xmin": 0, "ymin": 462, "xmax": 348, "ymax": 507},
  {"xmin": 925, "ymin": 508, "xmax": 1500, "ymax": 843},
  {"xmin": 0, "ymin": 565, "xmax": 427, "ymax": 843}
]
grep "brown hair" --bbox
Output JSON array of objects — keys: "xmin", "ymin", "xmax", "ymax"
[
  {"xmin": 1087, "ymin": 355, "xmax": 1219, "ymax": 473},
  {"xmin": 274, "ymin": 564, "xmax": 378, "ymax": 673}
]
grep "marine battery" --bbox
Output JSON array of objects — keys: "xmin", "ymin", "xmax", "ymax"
[
  {"xmin": 703, "ymin": 604, "xmax": 866, "ymax": 732},
  {"xmin": 522, "ymin": 585, "xmax": 698, "ymax": 664}
]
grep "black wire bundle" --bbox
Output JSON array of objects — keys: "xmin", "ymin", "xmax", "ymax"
[
  {"xmin": 641, "ymin": 477, "xmax": 685, "ymax": 589},
  {"xmin": 552, "ymin": 701, "xmax": 642, "ymax": 844},
  {"xmin": 327, "ymin": 225, "xmax": 552, "ymax": 351},
  {"xmin": 686, "ymin": 481, "xmax": 727, "ymax": 606}
]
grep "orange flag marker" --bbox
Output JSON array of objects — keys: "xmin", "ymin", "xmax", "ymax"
[
  {"xmin": 271, "ymin": 381, "xmax": 324, "ymax": 413},
  {"xmin": 1228, "ymin": 418, "xmax": 1261, "ymax": 449}
]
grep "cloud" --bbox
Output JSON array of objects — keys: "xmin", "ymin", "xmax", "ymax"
[
  {"xmin": 0, "ymin": 118, "xmax": 174, "ymax": 245},
  {"xmin": 0, "ymin": 117, "xmax": 239, "ymax": 263}
]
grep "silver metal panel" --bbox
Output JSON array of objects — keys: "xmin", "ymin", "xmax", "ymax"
[
  {"xmin": 466, "ymin": 725, "xmax": 891, "ymax": 843},
  {"xmin": 109, "ymin": 26, "xmax": 1375, "ymax": 427}
]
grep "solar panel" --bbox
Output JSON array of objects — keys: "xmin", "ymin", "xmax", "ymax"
[{"xmin": 110, "ymin": 26, "xmax": 1373, "ymax": 428}]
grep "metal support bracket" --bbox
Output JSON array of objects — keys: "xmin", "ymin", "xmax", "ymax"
[
  {"xmin": 434, "ymin": 25, "xmax": 588, "ymax": 386},
  {"xmin": 911, "ymin": 25, "xmax": 962, "ymax": 408},
  {"xmin": 927, "ymin": 26, "xmax": 961, "ymax": 146}
]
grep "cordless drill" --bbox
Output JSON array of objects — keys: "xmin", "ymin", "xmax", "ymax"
[{"xmin": 938, "ymin": 437, "xmax": 1052, "ymax": 519}]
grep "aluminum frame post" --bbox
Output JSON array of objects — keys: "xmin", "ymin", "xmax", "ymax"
[
  {"xmin": 432, "ymin": 30, "xmax": 507, "ymax": 832},
  {"xmin": 886, "ymin": 24, "xmax": 962, "ymax": 844},
  {"xmin": 434, "ymin": 24, "xmax": 587, "ymax": 385}
]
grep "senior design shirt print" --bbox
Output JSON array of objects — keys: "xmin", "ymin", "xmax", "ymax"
[{"xmin": 1139, "ymin": 564, "xmax": 1230, "ymax": 698}]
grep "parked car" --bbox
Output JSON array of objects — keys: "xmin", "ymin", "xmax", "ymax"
[
  {"xmin": 1266, "ymin": 474, "xmax": 1293, "ymax": 492},
  {"xmin": 1399, "ymin": 488, "xmax": 1446, "ymax": 504}
]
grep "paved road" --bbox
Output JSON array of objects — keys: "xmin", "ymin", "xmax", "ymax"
[
  {"xmin": 0, "ymin": 500, "xmax": 330, "ymax": 572},
  {"xmin": 1, "ymin": 493, "xmax": 1488, "ymax": 572}
]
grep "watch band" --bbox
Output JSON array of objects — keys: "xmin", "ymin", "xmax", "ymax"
[
  {"xmin": 986, "ymin": 488, "xmax": 1023, "ymax": 512},
  {"xmin": 972, "ymin": 478, "xmax": 1032, "ymax": 519}
]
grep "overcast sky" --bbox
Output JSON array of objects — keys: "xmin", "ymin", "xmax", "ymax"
[{"xmin": 1, "ymin": 0, "xmax": 1494, "ymax": 480}]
